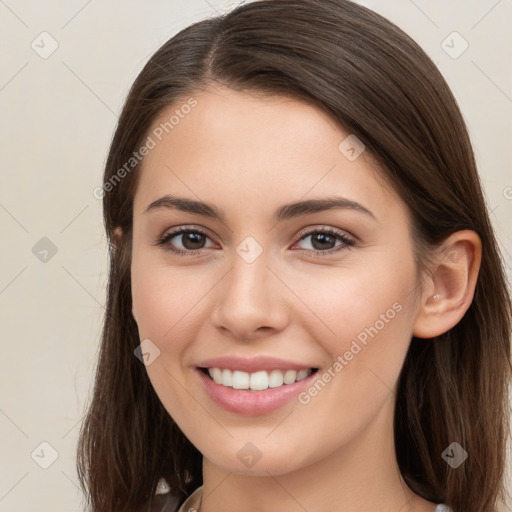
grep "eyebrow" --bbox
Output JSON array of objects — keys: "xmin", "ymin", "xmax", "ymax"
[{"xmin": 144, "ymin": 194, "xmax": 377, "ymax": 223}]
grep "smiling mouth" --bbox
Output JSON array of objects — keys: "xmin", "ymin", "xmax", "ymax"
[{"xmin": 199, "ymin": 367, "xmax": 319, "ymax": 391}]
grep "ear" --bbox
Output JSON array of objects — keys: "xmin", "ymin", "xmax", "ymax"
[
  {"xmin": 412, "ymin": 230, "xmax": 482, "ymax": 339},
  {"xmin": 112, "ymin": 226, "xmax": 123, "ymax": 249},
  {"xmin": 111, "ymin": 226, "xmax": 137, "ymax": 321}
]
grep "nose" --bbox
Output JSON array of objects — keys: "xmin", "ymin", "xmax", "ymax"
[{"xmin": 211, "ymin": 247, "xmax": 290, "ymax": 341}]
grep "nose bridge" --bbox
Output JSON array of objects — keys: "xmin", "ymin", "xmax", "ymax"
[
  {"xmin": 212, "ymin": 236, "xmax": 288, "ymax": 337},
  {"xmin": 225, "ymin": 238, "xmax": 272, "ymax": 305}
]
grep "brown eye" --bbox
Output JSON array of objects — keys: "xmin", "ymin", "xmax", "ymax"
[
  {"xmin": 293, "ymin": 227, "xmax": 356, "ymax": 256},
  {"xmin": 156, "ymin": 228, "xmax": 214, "ymax": 255}
]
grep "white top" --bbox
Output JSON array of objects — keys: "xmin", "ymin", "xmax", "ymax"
[{"xmin": 173, "ymin": 485, "xmax": 453, "ymax": 512}]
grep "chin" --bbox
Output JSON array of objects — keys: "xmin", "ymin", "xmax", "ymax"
[{"xmin": 200, "ymin": 436, "xmax": 324, "ymax": 477}]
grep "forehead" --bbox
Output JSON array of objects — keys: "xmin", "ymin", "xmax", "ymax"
[{"xmin": 132, "ymin": 85, "xmax": 402, "ymax": 224}]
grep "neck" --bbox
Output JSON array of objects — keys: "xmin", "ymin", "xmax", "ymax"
[{"xmin": 198, "ymin": 395, "xmax": 435, "ymax": 512}]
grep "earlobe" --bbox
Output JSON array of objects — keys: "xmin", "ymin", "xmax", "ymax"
[
  {"xmin": 413, "ymin": 230, "xmax": 482, "ymax": 339},
  {"xmin": 112, "ymin": 226, "xmax": 123, "ymax": 249},
  {"xmin": 111, "ymin": 225, "xmax": 136, "ymax": 323}
]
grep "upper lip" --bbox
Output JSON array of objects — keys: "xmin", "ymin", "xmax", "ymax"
[{"xmin": 196, "ymin": 355, "xmax": 318, "ymax": 373}]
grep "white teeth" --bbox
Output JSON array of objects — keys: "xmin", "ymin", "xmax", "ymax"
[
  {"xmin": 283, "ymin": 369, "xmax": 297, "ymax": 384},
  {"xmin": 210, "ymin": 367, "xmax": 223, "ymax": 385},
  {"xmin": 249, "ymin": 370, "xmax": 268, "ymax": 390},
  {"xmin": 232, "ymin": 370, "xmax": 250, "ymax": 389},
  {"xmin": 296, "ymin": 369, "xmax": 310, "ymax": 381},
  {"xmin": 221, "ymin": 368, "xmax": 232, "ymax": 386},
  {"xmin": 205, "ymin": 367, "xmax": 314, "ymax": 391},
  {"xmin": 268, "ymin": 369, "xmax": 284, "ymax": 388}
]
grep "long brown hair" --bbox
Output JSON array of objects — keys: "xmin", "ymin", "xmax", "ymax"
[{"xmin": 77, "ymin": 1, "xmax": 512, "ymax": 511}]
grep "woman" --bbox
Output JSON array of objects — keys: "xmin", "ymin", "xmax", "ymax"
[{"xmin": 77, "ymin": 1, "xmax": 512, "ymax": 511}]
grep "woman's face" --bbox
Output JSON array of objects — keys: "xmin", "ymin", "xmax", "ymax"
[{"xmin": 130, "ymin": 84, "xmax": 423, "ymax": 475}]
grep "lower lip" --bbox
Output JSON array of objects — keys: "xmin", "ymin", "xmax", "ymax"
[{"xmin": 196, "ymin": 368, "xmax": 317, "ymax": 416}]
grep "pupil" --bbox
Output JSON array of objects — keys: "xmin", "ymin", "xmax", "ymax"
[
  {"xmin": 183, "ymin": 232, "xmax": 204, "ymax": 250},
  {"xmin": 312, "ymin": 233, "xmax": 334, "ymax": 250}
]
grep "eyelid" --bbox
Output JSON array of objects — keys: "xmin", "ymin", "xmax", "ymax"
[
  {"xmin": 153, "ymin": 225, "xmax": 215, "ymax": 248},
  {"xmin": 291, "ymin": 226, "xmax": 356, "ymax": 254},
  {"xmin": 294, "ymin": 224, "xmax": 355, "ymax": 241},
  {"xmin": 155, "ymin": 224, "xmax": 214, "ymax": 239},
  {"xmin": 155, "ymin": 224, "xmax": 357, "ymax": 256}
]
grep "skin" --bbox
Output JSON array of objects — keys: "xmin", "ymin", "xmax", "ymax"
[{"xmin": 124, "ymin": 84, "xmax": 481, "ymax": 512}]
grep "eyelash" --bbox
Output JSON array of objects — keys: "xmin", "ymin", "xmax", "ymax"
[{"xmin": 155, "ymin": 226, "xmax": 356, "ymax": 258}]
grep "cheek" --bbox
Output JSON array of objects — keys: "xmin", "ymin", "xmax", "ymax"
[
  {"xmin": 131, "ymin": 256, "xmax": 207, "ymax": 344},
  {"xmin": 294, "ymin": 254, "xmax": 415, "ymax": 349},
  {"xmin": 292, "ymin": 249, "xmax": 417, "ymax": 401},
  {"xmin": 130, "ymin": 259, "xmax": 208, "ymax": 416}
]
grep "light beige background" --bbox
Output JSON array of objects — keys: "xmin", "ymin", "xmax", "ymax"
[{"xmin": 0, "ymin": 1, "xmax": 510, "ymax": 510}]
